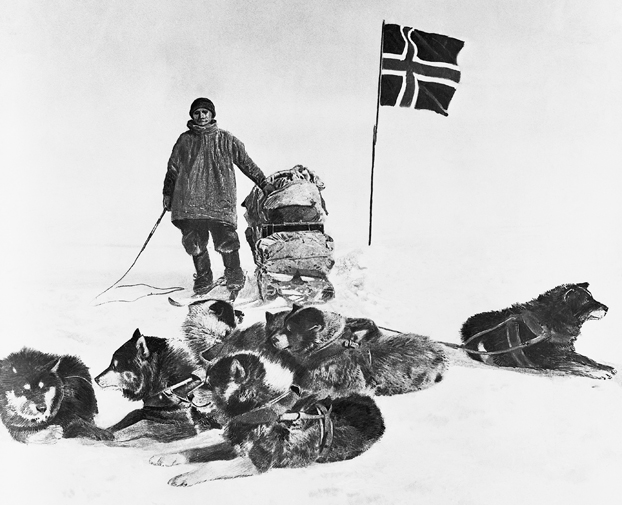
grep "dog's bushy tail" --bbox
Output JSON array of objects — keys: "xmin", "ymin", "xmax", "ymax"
[{"xmin": 367, "ymin": 334, "xmax": 448, "ymax": 395}]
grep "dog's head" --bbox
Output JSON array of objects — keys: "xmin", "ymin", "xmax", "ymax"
[
  {"xmin": 183, "ymin": 299, "xmax": 244, "ymax": 348},
  {"xmin": 94, "ymin": 329, "xmax": 166, "ymax": 401},
  {"xmin": 188, "ymin": 299, "xmax": 244, "ymax": 330},
  {"xmin": 0, "ymin": 350, "xmax": 64, "ymax": 427},
  {"xmin": 561, "ymin": 283, "xmax": 608, "ymax": 323},
  {"xmin": 266, "ymin": 305, "xmax": 327, "ymax": 355},
  {"xmin": 264, "ymin": 309, "xmax": 289, "ymax": 340},
  {"xmin": 205, "ymin": 352, "xmax": 293, "ymax": 417}
]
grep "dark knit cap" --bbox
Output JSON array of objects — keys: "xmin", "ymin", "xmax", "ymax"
[{"xmin": 189, "ymin": 97, "xmax": 216, "ymax": 118}]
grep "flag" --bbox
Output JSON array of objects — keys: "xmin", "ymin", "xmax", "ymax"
[{"xmin": 380, "ymin": 23, "xmax": 464, "ymax": 116}]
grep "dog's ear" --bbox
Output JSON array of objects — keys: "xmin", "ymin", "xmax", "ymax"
[
  {"xmin": 292, "ymin": 304, "xmax": 303, "ymax": 313},
  {"xmin": 578, "ymin": 282, "xmax": 590, "ymax": 289},
  {"xmin": 50, "ymin": 358, "xmax": 63, "ymax": 374},
  {"xmin": 131, "ymin": 328, "xmax": 142, "ymax": 341},
  {"xmin": 234, "ymin": 310, "xmax": 244, "ymax": 325},
  {"xmin": 209, "ymin": 301, "xmax": 224, "ymax": 317},
  {"xmin": 305, "ymin": 307, "xmax": 326, "ymax": 332},
  {"xmin": 230, "ymin": 359, "xmax": 246, "ymax": 381},
  {"xmin": 135, "ymin": 334, "xmax": 150, "ymax": 360},
  {"xmin": 265, "ymin": 312, "xmax": 274, "ymax": 324}
]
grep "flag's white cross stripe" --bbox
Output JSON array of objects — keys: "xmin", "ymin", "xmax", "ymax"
[{"xmin": 383, "ymin": 27, "xmax": 460, "ymax": 107}]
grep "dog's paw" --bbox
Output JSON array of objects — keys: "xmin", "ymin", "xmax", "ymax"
[
  {"xmin": 27, "ymin": 425, "xmax": 64, "ymax": 444},
  {"xmin": 168, "ymin": 468, "xmax": 211, "ymax": 487},
  {"xmin": 168, "ymin": 472, "xmax": 198, "ymax": 487},
  {"xmin": 149, "ymin": 453, "xmax": 188, "ymax": 467},
  {"xmin": 168, "ymin": 466, "xmax": 218, "ymax": 487},
  {"xmin": 599, "ymin": 364, "xmax": 617, "ymax": 375},
  {"xmin": 583, "ymin": 368, "xmax": 616, "ymax": 380}
]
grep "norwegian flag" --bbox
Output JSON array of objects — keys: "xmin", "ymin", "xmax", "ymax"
[{"xmin": 380, "ymin": 23, "xmax": 464, "ymax": 116}]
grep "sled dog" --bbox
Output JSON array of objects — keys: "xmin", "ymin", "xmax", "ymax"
[
  {"xmin": 149, "ymin": 351, "xmax": 385, "ymax": 486},
  {"xmin": 0, "ymin": 348, "xmax": 112, "ymax": 443},
  {"xmin": 95, "ymin": 329, "xmax": 214, "ymax": 442},
  {"xmin": 266, "ymin": 305, "xmax": 447, "ymax": 397},
  {"xmin": 460, "ymin": 282, "xmax": 616, "ymax": 378},
  {"xmin": 182, "ymin": 299, "xmax": 244, "ymax": 360}
]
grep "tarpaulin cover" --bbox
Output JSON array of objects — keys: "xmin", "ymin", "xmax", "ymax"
[
  {"xmin": 242, "ymin": 165, "xmax": 327, "ymax": 227},
  {"xmin": 255, "ymin": 231, "xmax": 335, "ymax": 276}
]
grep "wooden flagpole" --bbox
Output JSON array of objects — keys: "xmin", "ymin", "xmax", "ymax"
[{"xmin": 368, "ymin": 20, "xmax": 385, "ymax": 246}]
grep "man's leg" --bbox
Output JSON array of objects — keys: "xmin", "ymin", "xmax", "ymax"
[
  {"xmin": 175, "ymin": 220, "xmax": 213, "ymax": 292},
  {"xmin": 209, "ymin": 221, "xmax": 245, "ymax": 291}
]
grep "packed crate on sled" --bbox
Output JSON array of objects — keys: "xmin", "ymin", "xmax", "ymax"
[
  {"xmin": 242, "ymin": 165, "xmax": 335, "ymax": 303},
  {"xmin": 254, "ymin": 230, "xmax": 335, "ymax": 277},
  {"xmin": 243, "ymin": 165, "xmax": 328, "ymax": 228}
]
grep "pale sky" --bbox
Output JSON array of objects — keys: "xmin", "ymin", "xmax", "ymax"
[{"xmin": 1, "ymin": 0, "xmax": 621, "ymax": 267}]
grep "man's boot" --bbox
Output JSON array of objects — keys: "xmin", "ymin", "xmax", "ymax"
[
  {"xmin": 192, "ymin": 250, "xmax": 214, "ymax": 293},
  {"xmin": 222, "ymin": 250, "xmax": 245, "ymax": 291}
]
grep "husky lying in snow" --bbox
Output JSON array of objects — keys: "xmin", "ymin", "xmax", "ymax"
[
  {"xmin": 95, "ymin": 329, "xmax": 214, "ymax": 442},
  {"xmin": 265, "ymin": 305, "xmax": 448, "ymax": 397},
  {"xmin": 149, "ymin": 351, "xmax": 385, "ymax": 486},
  {"xmin": 94, "ymin": 300, "xmax": 245, "ymax": 442},
  {"xmin": 184, "ymin": 300, "xmax": 447, "ymax": 398},
  {"xmin": 0, "ymin": 348, "xmax": 112, "ymax": 443},
  {"xmin": 461, "ymin": 282, "xmax": 616, "ymax": 379},
  {"xmin": 182, "ymin": 299, "xmax": 245, "ymax": 359}
]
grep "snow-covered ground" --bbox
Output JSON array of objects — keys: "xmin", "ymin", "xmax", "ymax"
[
  {"xmin": 1, "ymin": 227, "xmax": 621, "ymax": 505},
  {"xmin": 2, "ymin": 2, "xmax": 621, "ymax": 503}
]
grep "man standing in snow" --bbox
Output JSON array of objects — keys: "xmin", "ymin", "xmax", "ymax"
[{"xmin": 163, "ymin": 97, "xmax": 274, "ymax": 294}]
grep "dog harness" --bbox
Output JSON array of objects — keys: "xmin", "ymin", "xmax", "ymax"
[
  {"xmin": 230, "ymin": 385, "xmax": 335, "ymax": 458},
  {"xmin": 299, "ymin": 327, "xmax": 376, "ymax": 387},
  {"xmin": 279, "ymin": 403, "xmax": 334, "ymax": 457},
  {"xmin": 150, "ymin": 374, "xmax": 212, "ymax": 409},
  {"xmin": 461, "ymin": 310, "xmax": 552, "ymax": 367}
]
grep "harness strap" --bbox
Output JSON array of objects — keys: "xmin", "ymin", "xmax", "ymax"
[
  {"xmin": 315, "ymin": 403, "xmax": 334, "ymax": 456},
  {"xmin": 505, "ymin": 319, "xmax": 535, "ymax": 368},
  {"xmin": 462, "ymin": 311, "xmax": 551, "ymax": 362},
  {"xmin": 305, "ymin": 338, "xmax": 354, "ymax": 367},
  {"xmin": 153, "ymin": 375, "xmax": 212, "ymax": 409},
  {"xmin": 278, "ymin": 403, "xmax": 334, "ymax": 457},
  {"xmin": 462, "ymin": 316, "xmax": 519, "ymax": 349},
  {"xmin": 265, "ymin": 385, "xmax": 301, "ymax": 408},
  {"xmin": 301, "ymin": 332, "xmax": 377, "ymax": 389}
]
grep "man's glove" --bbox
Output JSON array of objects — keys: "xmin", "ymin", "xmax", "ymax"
[
  {"xmin": 262, "ymin": 183, "xmax": 276, "ymax": 197},
  {"xmin": 163, "ymin": 195, "xmax": 172, "ymax": 211}
]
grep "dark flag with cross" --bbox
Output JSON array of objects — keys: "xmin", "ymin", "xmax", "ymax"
[
  {"xmin": 380, "ymin": 23, "xmax": 464, "ymax": 116},
  {"xmin": 368, "ymin": 21, "xmax": 464, "ymax": 244}
]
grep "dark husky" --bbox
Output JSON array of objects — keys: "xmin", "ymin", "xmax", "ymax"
[
  {"xmin": 265, "ymin": 305, "xmax": 447, "ymax": 397},
  {"xmin": 149, "ymin": 351, "xmax": 385, "ymax": 486},
  {"xmin": 460, "ymin": 282, "xmax": 616, "ymax": 378},
  {"xmin": 95, "ymin": 329, "xmax": 215, "ymax": 442},
  {"xmin": 0, "ymin": 348, "xmax": 112, "ymax": 443},
  {"xmin": 198, "ymin": 307, "xmax": 289, "ymax": 363}
]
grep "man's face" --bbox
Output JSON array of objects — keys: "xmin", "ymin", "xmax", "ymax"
[{"xmin": 192, "ymin": 108, "xmax": 213, "ymax": 126}]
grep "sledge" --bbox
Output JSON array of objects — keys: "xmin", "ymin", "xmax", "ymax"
[
  {"xmin": 255, "ymin": 269, "xmax": 335, "ymax": 304},
  {"xmin": 242, "ymin": 165, "xmax": 336, "ymax": 304}
]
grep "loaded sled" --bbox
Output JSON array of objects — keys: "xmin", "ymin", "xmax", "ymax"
[{"xmin": 242, "ymin": 165, "xmax": 335, "ymax": 304}]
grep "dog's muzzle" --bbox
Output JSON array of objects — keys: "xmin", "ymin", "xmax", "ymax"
[{"xmin": 587, "ymin": 306, "xmax": 608, "ymax": 320}]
